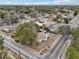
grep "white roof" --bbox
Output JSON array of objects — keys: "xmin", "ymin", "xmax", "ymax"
[{"xmin": 35, "ymin": 21, "xmax": 43, "ymax": 26}]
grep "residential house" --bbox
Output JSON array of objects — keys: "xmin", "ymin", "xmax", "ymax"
[{"xmin": 37, "ymin": 31, "xmax": 49, "ymax": 42}]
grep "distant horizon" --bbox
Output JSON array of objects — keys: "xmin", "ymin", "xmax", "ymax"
[
  {"xmin": 0, "ymin": 4, "xmax": 79, "ymax": 6},
  {"xmin": 0, "ymin": 0, "xmax": 79, "ymax": 5}
]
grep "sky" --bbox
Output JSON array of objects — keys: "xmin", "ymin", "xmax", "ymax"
[{"xmin": 0, "ymin": 0, "xmax": 79, "ymax": 5}]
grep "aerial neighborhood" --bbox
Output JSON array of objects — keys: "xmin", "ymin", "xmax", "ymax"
[{"xmin": 0, "ymin": 5, "xmax": 79, "ymax": 59}]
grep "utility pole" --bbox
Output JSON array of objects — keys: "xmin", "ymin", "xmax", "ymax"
[{"xmin": 6, "ymin": 5, "xmax": 12, "ymax": 33}]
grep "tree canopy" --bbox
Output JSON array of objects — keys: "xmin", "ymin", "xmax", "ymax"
[
  {"xmin": 64, "ymin": 18, "xmax": 69, "ymax": 24},
  {"xmin": 74, "ymin": 10, "xmax": 78, "ymax": 16},
  {"xmin": 12, "ymin": 22, "xmax": 38, "ymax": 46},
  {"xmin": 66, "ymin": 28, "xmax": 79, "ymax": 59}
]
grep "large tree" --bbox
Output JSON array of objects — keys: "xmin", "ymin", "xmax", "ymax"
[
  {"xmin": 3, "ymin": 12, "xmax": 18, "ymax": 24},
  {"xmin": 66, "ymin": 28, "xmax": 79, "ymax": 59},
  {"xmin": 66, "ymin": 47, "xmax": 79, "ymax": 59},
  {"xmin": 0, "ymin": 11, "xmax": 6, "ymax": 19},
  {"xmin": 0, "ymin": 36, "xmax": 7, "ymax": 59},
  {"xmin": 12, "ymin": 22, "xmax": 37, "ymax": 45},
  {"xmin": 64, "ymin": 18, "xmax": 69, "ymax": 24},
  {"xmin": 74, "ymin": 10, "xmax": 78, "ymax": 16}
]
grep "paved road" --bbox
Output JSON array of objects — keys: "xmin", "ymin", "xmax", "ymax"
[
  {"xmin": 0, "ymin": 29, "xmax": 72, "ymax": 59},
  {"xmin": 0, "ymin": 32, "xmax": 39, "ymax": 59},
  {"xmin": 48, "ymin": 15, "xmax": 79, "ymax": 59},
  {"xmin": 50, "ymin": 36, "xmax": 70, "ymax": 59},
  {"xmin": 43, "ymin": 35, "xmax": 69, "ymax": 59},
  {"xmin": 47, "ymin": 15, "xmax": 79, "ymax": 59}
]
